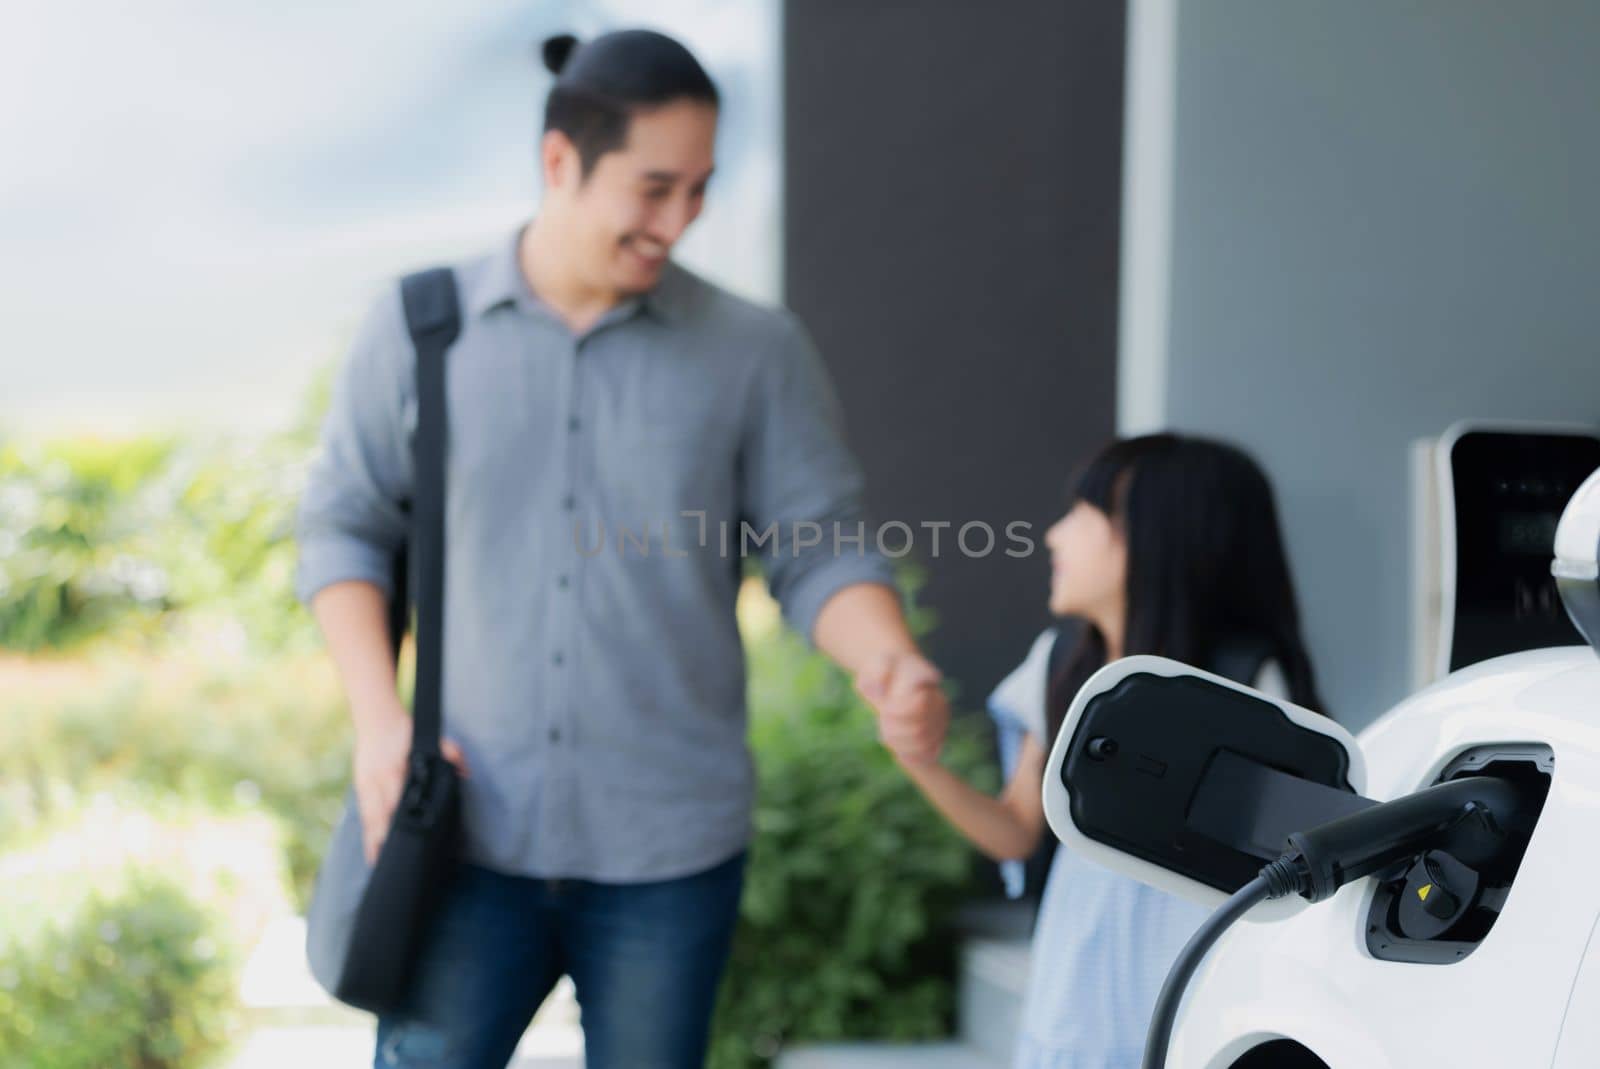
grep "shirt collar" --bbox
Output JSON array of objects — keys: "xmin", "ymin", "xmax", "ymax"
[{"xmin": 465, "ymin": 224, "xmax": 687, "ymax": 326}]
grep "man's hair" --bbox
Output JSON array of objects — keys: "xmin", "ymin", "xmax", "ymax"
[{"xmin": 540, "ymin": 30, "xmax": 719, "ymax": 179}]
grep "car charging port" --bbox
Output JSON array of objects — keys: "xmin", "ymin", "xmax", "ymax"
[{"xmin": 1366, "ymin": 743, "xmax": 1552, "ymax": 964}]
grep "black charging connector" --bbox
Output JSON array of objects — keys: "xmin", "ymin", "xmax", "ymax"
[
  {"xmin": 1280, "ymin": 774, "xmax": 1521, "ymax": 903},
  {"xmin": 1142, "ymin": 773, "xmax": 1535, "ymax": 1069}
]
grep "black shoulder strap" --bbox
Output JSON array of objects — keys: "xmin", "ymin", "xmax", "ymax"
[
  {"xmin": 1046, "ymin": 618, "xmax": 1085, "ymax": 681},
  {"xmin": 398, "ymin": 267, "xmax": 461, "ymax": 757},
  {"xmin": 1208, "ymin": 635, "xmax": 1276, "ymax": 689}
]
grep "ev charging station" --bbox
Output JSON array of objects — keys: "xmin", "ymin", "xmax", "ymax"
[
  {"xmin": 1043, "ymin": 432, "xmax": 1600, "ymax": 1068},
  {"xmin": 1410, "ymin": 421, "xmax": 1600, "ymax": 688}
]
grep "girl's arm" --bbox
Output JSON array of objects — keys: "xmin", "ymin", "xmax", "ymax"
[{"xmin": 899, "ymin": 734, "xmax": 1049, "ymax": 862}]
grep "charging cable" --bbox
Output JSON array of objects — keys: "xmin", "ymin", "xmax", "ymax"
[
  {"xmin": 1140, "ymin": 774, "xmax": 1526, "ymax": 1069},
  {"xmin": 1141, "ymin": 857, "xmax": 1309, "ymax": 1069}
]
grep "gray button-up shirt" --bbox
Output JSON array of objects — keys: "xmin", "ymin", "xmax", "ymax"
[{"xmin": 296, "ymin": 229, "xmax": 893, "ymax": 882}]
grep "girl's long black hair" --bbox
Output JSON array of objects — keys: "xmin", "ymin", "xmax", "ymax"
[{"xmin": 1045, "ymin": 434, "xmax": 1326, "ymax": 744}]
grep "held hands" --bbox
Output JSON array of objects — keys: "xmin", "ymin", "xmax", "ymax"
[
  {"xmin": 352, "ymin": 706, "xmax": 469, "ymax": 864},
  {"xmin": 855, "ymin": 650, "xmax": 950, "ymax": 768}
]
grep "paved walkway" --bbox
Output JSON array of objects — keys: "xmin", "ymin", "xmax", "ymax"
[{"xmin": 227, "ymin": 916, "xmax": 583, "ymax": 1068}]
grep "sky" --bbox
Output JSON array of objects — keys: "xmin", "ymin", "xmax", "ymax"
[{"xmin": 0, "ymin": 0, "xmax": 780, "ymax": 435}]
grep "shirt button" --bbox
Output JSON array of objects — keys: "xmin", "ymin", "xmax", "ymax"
[
  {"xmin": 552, "ymin": 651, "xmax": 565, "ymax": 667},
  {"xmin": 548, "ymin": 728, "xmax": 562, "ymax": 744},
  {"xmin": 557, "ymin": 574, "xmax": 570, "ymax": 590},
  {"xmin": 562, "ymin": 494, "xmax": 576, "ymax": 511},
  {"xmin": 568, "ymin": 417, "xmax": 581, "ymax": 433}
]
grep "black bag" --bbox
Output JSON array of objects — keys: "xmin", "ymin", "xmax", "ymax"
[{"xmin": 305, "ymin": 267, "xmax": 463, "ymax": 1014}]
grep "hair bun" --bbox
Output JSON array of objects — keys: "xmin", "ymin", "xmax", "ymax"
[{"xmin": 541, "ymin": 33, "xmax": 579, "ymax": 75}]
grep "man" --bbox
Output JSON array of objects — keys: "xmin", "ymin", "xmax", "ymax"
[{"xmin": 296, "ymin": 29, "xmax": 948, "ymax": 1069}]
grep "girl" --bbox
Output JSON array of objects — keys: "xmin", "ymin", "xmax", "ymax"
[{"xmin": 896, "ymin": 433, "xmax": 1325, "ymax": 1067}]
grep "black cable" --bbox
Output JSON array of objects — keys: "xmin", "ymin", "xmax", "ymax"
[
  {"xmin": 1135, "ymin": 775, "xmax": 1528, "ymax": 1066},
  {"xmin": 1141, "ymin": 858, "xmax": 1309, "ymax": 1069}
]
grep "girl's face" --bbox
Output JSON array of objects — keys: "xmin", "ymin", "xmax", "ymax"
[{"xmin": 1045, "ymin": 500, "xmax": 1127, "ymax": 619}]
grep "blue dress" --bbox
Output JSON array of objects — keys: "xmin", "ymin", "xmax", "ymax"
[
  {"xmin": 1013, "ymin": 847, "xmax": 1208, "ymax": 1067},
  {"xmin": 988, "ymin": 630, "xmax": 1232, "ymax": 1068}
]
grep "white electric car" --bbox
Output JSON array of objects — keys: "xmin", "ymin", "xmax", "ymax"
[{"xmin": 1042, "ymin": 468, "xmax": 1600, "ymax": 1069}]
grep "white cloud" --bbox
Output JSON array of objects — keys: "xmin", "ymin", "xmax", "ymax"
[{"xmin": 1, "ymin": 0, "xmax": 779, "ymax": 435}]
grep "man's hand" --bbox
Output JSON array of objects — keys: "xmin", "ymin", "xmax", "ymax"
[
  {"xmin": 855, "ymin": 651, "xmax": 950, "ymax": 767},
  {"xmin": 352, "ymin": 704, "xmax": 469, "ymax": 864}
]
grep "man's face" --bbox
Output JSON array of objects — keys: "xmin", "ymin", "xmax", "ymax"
[{"xmin": 552, "ymin": 99, "xmax": 717, "ymax": 296}]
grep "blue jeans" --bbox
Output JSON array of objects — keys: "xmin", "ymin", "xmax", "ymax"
[{"xmin": 374, "ymin": 852, "xmax": 746, "ymax": 1069}]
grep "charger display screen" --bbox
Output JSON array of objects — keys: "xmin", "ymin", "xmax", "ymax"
[{"xmin": 1449, "ymin": 430, "xmax": 1600, "ymax": 671}]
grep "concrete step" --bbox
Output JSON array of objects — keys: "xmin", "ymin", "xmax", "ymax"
[
  {"xmin": 231, "ymin": 913, "xmax": 1032, "ymax": 1068},
  {"xmin": 227, "ymin": 1026, "xmax": 581, "ymax": 1069},
  {"xmin": 227, "ymin": 914, "xmax": 583, "ymax": 1068},
  {"xmin": 237, "ymin": 915, "xmax": 369, "ymax": 1029},
  {"xmin": 774, "ymin": 925, "xmax": 1030, "ymax": 1069},
  {"xmin": 958, "ymin": 936, "xmax": 1030, "ymax": 1064},
  {"xmin": 776, "ymin": 1041, "xmax": 1004, "ymax": 1069},
  {"xmin": 226, "ymin": 1025, "xmax": 377, "ymax": 1069}
]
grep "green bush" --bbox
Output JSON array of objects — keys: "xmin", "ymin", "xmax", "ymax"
[
  {"xmin": 0, "ymin": 875, "xmax": 236, "ymax": 1069},
  {"xmin": 0, "ymin": 369, "xmax": 331, "ymax": 655},
  {"xmin": 0, "ymin": 787, "xmax": 290, "ymax": 1068},
  {"xmin": 141, "ymin": 432, "xmax": 321, "ymax": 656},
  {"xmin": 707, "ymin": 623, "xmax": 996, "ymax": 1068},
  {"xmin": 0, "ymin": 652, "xmax": 351, "ymax": 911},
  {"xmin": 0, "ymin": 437, "xmax": 176, "ymax": 650}
]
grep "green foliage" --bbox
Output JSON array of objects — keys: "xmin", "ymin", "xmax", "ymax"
[
  {"xmin": 142, "ymin": 433, "xmax": 320, "ymax": 654},
  {"xmin": 0, "ymin": 370, "xmax": 332, "ymax": 654},
  {"xmin": 0, "ymin": 659, "xmax": 329, "ymax": 1068},
  {"xmin": 708, "ymin": 625, "xmax": 995, "ymax": 1068},
  {"xmin": 0, "ymin": 437, "xmax": 177, "ymax": 650},
  {"xmin": 0, "ymin": 653, "xmax": 351, "ymax": 911},
  {"xmin": 0, "ymin": 875, "xmax": 236, "ymax": 1069}
]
